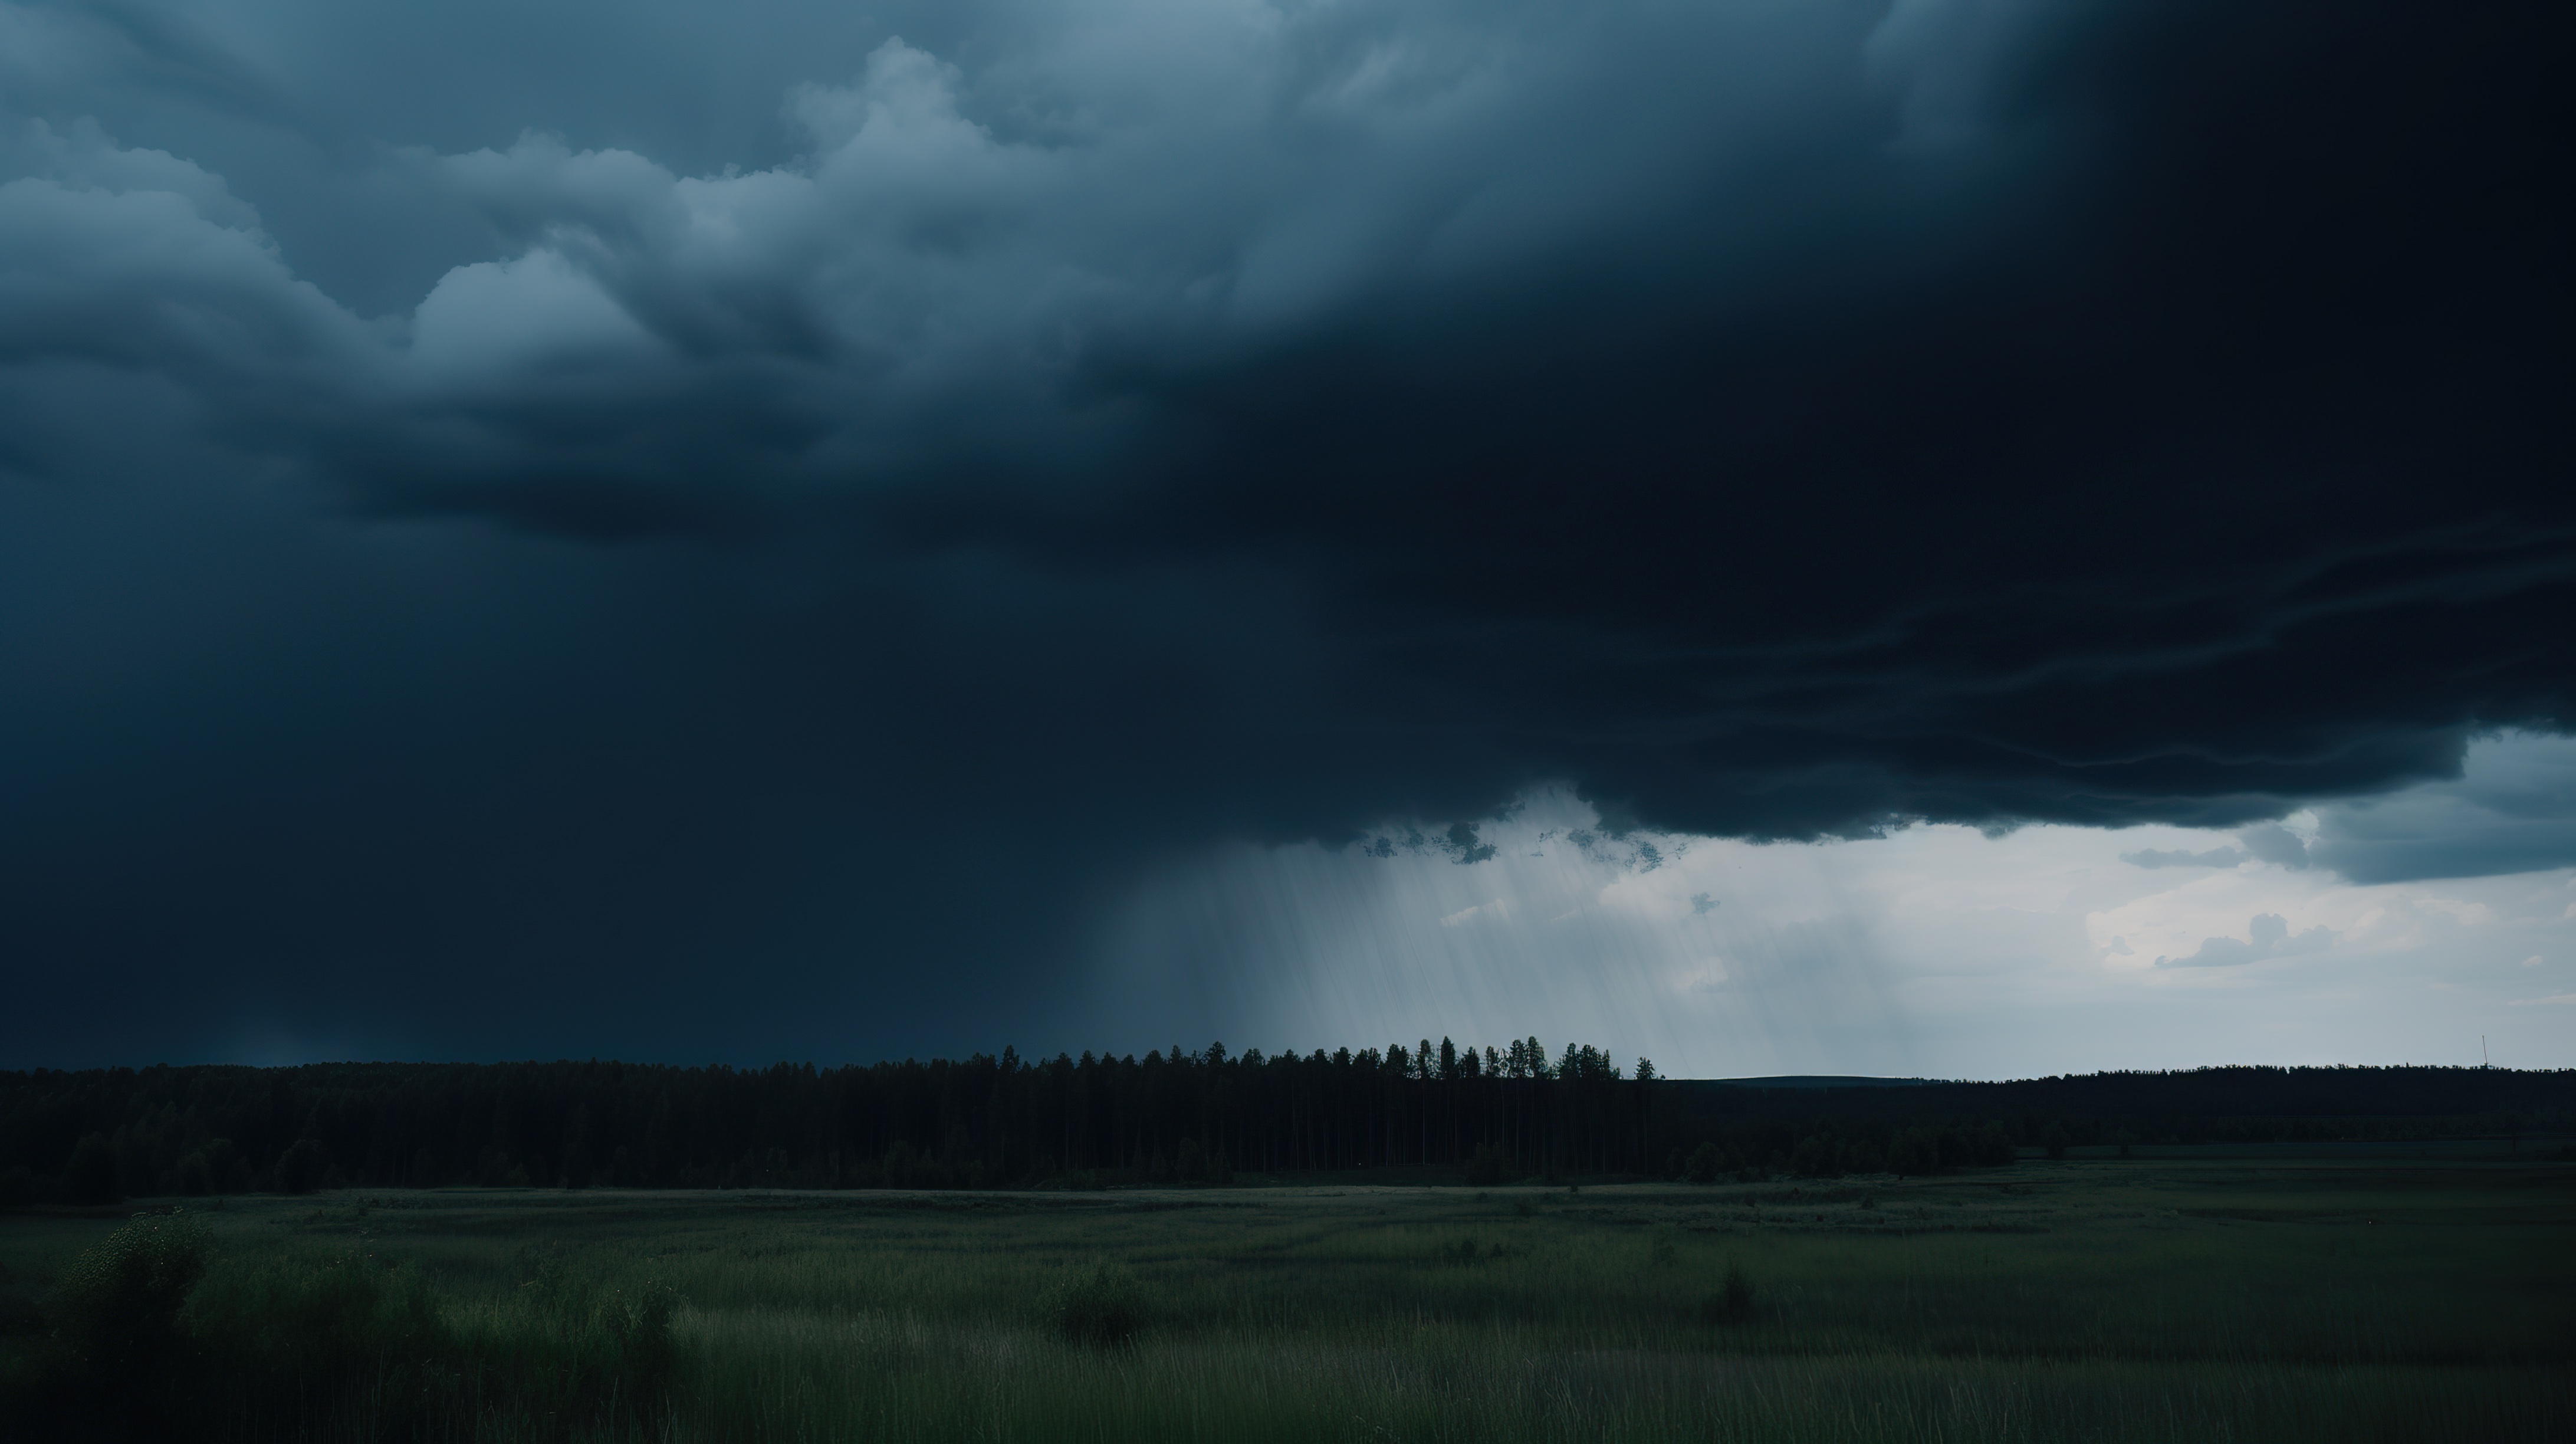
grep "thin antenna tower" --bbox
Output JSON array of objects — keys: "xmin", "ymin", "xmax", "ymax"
[{"xmin": 2482, "ymin": 1036, "xmax": 2490, "ymax": 1068}]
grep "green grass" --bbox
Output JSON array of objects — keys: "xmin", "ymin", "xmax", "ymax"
[{"xmin": 3, "ymin": 1151, "xmax": 2569, "ymax": 1441}]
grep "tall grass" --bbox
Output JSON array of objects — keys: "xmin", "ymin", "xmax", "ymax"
[
  {"xmin": 3, "ymin": 1216, "xmax": 680, "ymax": 1440},
  {"xmin": 3, "ymin": 1159, "xmax": 2569, "ymax": 1441},
  {"xmin": 674, "ymin": 1319, "xmax": 2566, "ymax": 1444}
]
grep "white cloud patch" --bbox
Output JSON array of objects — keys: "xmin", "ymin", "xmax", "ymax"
[
  {"xmin": 2152, "ymin": 913, "xmax": 2335, "ymax": 969},
  {"xmin": 2121, "ymin": 846, "xmax": 2246, "ymax": 869}
]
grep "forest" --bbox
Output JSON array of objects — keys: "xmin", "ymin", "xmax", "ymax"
[{"xmin": 3, "ymin": 1048, "xmax": 2568, "ymax": 1204}]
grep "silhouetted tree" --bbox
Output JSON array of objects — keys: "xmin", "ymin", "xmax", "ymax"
[
  {"xmin": 0, "ymin": 1058, "xmax": 2549, "ymax": 1199},
  {"xmin": 275, "ymin": 1138, "xmax": 330, "ymax": 1194},
  {"xmin": 63, "ymin": 1134, "xmax": 120, "ymax": 1205}
]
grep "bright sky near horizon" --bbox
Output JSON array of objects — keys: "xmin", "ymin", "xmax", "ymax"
[{"xmin": 1106, "ymin": 734, "xmax": 2576, "ymax": 1077}]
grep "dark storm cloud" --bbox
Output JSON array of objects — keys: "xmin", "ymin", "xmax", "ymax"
[
  {"xmin": 2307, "ymin": 733, "xmax": 2576, "ymax": 884},
  {"xmin": 1, "ymin": 0, "xmax": 2570, "ymax": 1061}
]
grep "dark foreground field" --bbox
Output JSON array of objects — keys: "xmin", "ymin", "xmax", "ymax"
[{"xmin": 4, "ymin": 1147, "xmax": 2569, "ymax": 1442}]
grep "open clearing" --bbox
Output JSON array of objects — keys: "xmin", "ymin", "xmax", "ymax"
[{"xmin": 4, "ymin": 1147, "xmax": 2570, "ymax": 1441}]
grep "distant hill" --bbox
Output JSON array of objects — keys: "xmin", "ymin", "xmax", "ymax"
[{"xmin": 1712, "ymin": 1075, "xmax": 1937, "ymax": 1089}]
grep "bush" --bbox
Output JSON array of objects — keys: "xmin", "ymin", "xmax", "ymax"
[
  {"xmin": 10, "ymin": 1211, "xmax": 213, "ymax": 1439},
  {"xmin": 1466, "ymin": 1143, "xmax": 1508, "ymax": 1186},
  {"xmin": 44, "ymin": 1210, "xmax": 211, "ymax": 1378},
  {"xmin": 1043, "ymin": 1262, "xmax": 1145, "ymax": 1347},
  {"xmin": 594, "ymin": 1276, "xmax": 681, "ymax": 1384},
  {"xmin": 2042, "ymin": 1124, "xmax": 2071, "ymax": 1161},
  {"xmin": 1697, "ymin": 1261, "xmax": 1757, "ymax": 1324}
]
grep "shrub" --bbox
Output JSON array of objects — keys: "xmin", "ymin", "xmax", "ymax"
[
  {"xmin": 11, "ymin": 1211, "xmax": 213, "ymax": 1439},
  {"xmin": 1466, "ymin": 1143, "xmax": 1508, "ymax": 1186},
  {"xmin": 1043, "ymin": 1263, "xmax": 1145, "ymax": 1347},
  {"xmin": 1697, "ymin": 1261, "xmax": 1757, "ymax": 1324},
  {"xmin": 594, "ymin": 1276, "xmax": 682, "ymax": 1384},
  {"xmin": 44, "ymin": 1210, "xmax": 211, "ymax": 1378},
  {"xmin": 2042, "ymin": 1124, "xmax": 2071, "ymax": 1161}
]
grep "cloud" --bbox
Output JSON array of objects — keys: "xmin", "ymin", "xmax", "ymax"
[
  {"xmin": 2305, "ymin": 733, "xmax": 2576, "ymax": 884},
  {"xmin": 2, "ymin": 6, "xmax": 2567, "ymax": 841},
  {"xmin": 2121, "ymin": 846, "xmax": 2246, "ymax": 870},
  {"xmin": 0, "ymin": 136, "xmax": 374, "ymax": 380},
  {"xmin": 1, "ymin": 0, "xmax": 2571, "ymax": 1062},
  {"xmin": 2101, "ymin": 735, "xmax": 2576, "ymax": 888},
  {"xmin": 2154, "ymin": 913, "xmax": 2335, "ymax": 970},
  {"xmin": 1106, "ymin": 785, "xmax": 2576, "ymax": 1075},
  {"xmin": 2235, "ymin": 825, "xmax": 2314, "ymax": 871}
]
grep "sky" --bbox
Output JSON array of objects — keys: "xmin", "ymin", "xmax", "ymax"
[{"xmin": 0, "ymin": 0, "xmax": 2568, "ymax": 1073}]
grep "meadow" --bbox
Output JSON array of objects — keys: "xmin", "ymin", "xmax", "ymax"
[{"xmin": 2, "ymin": 1146, "xmax": 2568, "ymax": 1442}]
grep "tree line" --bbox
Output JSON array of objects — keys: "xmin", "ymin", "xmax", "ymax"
[
  {"xmin": 2, "ymin": 1052, "xmax": 2564, "ymax": 1204},
  {"xmin": 1, "ymin": 1039, "xmax": 1651, "ymax": 1201}
]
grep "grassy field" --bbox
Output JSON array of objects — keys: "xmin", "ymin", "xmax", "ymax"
[{"xmin": 3, "ymin": 1147, "xmax": 2569, "ymax": 1442}]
